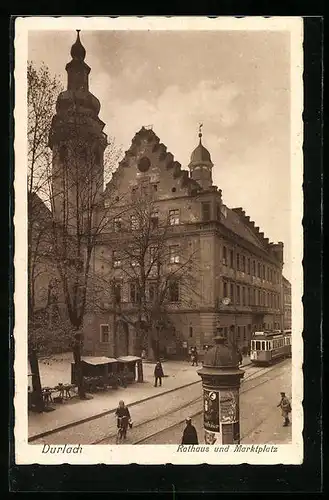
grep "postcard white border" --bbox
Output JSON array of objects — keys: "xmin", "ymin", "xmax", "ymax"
[{"xmin": 14, "ymin": 16, "xmax": 304, "ymax": 465}]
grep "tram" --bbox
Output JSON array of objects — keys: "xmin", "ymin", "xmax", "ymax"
[{"xmin": 250, "ymin": 330, "xmax": 291, "ymax": 365}]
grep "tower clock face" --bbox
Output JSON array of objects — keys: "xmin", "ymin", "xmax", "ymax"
[{"xmin": 137, "ymin": 156, "xmax": 151, "ymax": 173}]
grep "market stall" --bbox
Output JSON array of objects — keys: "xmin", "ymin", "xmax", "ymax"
[
  {"xmin": 71, "ymin": 356, "xmax": 119, "ymax": 391},
  {"xmin": 117, "ymin": 355, "xmax": 143, "ymax": 383}
]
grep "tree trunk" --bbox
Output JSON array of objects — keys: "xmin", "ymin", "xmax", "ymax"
[
  {"xmin": 72, "ymin": 332, "xmax": 86, "ymax": 399},
  {"xmin": 147, "ymin": 327, "xmax": 156, "ymax": 361},
  {"xmin": 28, "ymin": 349, "xmax": 44, "ymax": 413}
]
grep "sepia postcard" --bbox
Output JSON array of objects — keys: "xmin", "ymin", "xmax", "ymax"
[{"xmin": 14, "ymin": 16, "xmax": 304, "ymax": 466}]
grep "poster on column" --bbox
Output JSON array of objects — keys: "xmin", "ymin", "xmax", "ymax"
[
  {"xmin": 220, "ymin": 389, "xmax": 240, "ymax": 444},
  {"xmin": 203, "ymin": 388, "xmax": 221, "ymax": 445}
]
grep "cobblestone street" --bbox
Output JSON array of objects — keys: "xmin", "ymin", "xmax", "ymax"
[
  {"xmin": 137, "ymin": 359, "xmax": 292, "ymax": 445},
  {"xmin": 30, "ymin": 358, "xmax": 290, "ymax": 445},
  {"xmin": 30, "ymin": 356, "xmax": 250, "ymax": 440}
]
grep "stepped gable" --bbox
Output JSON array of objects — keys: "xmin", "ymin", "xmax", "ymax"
[
  {"xmin": 221, "ymin": 207, "xmax": 265, "ymax": 249},
  {"xmin": 227, "ymin": 208, "xmax": 283, "ymax": 261},
  {"xmin": 105, "ymin": 126, "xmax": 203, "ymax": 194}
]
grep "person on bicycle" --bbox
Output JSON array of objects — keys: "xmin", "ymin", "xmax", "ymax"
[{"xmin": 115, "ymin": 400, "xmax": 131, "ymax": 439}]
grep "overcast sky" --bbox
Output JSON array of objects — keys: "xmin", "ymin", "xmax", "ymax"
[{"xmin": 28, "ymin": 30, "xmax": 292, "ymax": 279}]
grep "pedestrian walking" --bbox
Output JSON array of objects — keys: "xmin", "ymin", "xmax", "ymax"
[
  {"xmin": 191, "ymin": 347, "xmax": 198, "ymax": 366},
  {"xmin": 181, "ymin": 417, "xmax": 199, "ymax": 444},
  {"xmin": 277, "ymin": 392, "xmax": 292, "ymax": 426},
  {"xmin": 141, "ymin": 349, "xmax": 146, "ymax": 361},
  {"xmin": 154, "ymin": 361, "xmax": 164, "ymax": 387}
]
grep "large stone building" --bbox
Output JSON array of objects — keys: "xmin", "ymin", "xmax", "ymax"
[
  {"xmin": 46, "ymin": 32, "xmax": 285, "ymax": 359},
  {"xmin": 282, "ymin": 276, "xmax": 292, "ymax": 330}
]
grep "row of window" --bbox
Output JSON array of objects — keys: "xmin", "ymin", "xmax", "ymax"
[
  {"xmin": 112, "ymin": 245, "xmax": 181, "ymax": 268},
  {"xmin": 223, "ymin": 282, "xmax": 280, "ymax": 309},
  {"xmin": 109, "ymin": 209, "xmax": 180, "ymax": 232},
  {"xmin": 222, "ymin": 246, "xmax": 280, "ymax": 284},
  {"xmin": 108, "ymin": 201, "xmax": 220, "ymax": 230},
  {"xmin": 219, "ymin": 322, "xmax": 280, "ymax": 340},
  {"xmin": 100, "ymin": 322, "xmax": 283, "ymax": 344},
  {"xmin": 111, "ymin": 280, "xmax": 180, "ymax": 304}
]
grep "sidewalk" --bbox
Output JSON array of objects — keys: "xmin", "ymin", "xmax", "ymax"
[{"xmin": 29, "ymin": 356, "xmax": 250, "ymax": 440}]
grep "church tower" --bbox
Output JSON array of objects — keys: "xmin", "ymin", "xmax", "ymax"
[
  {"xmin": 188, "ymin": 124, "xmax": 213, "ymax": 191},
  {"xmin": 49, "ymin": 30, "xmax": 107, "ymax": 231}
]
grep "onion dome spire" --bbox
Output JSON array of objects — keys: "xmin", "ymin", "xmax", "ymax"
[
  {"xmin": 70, "ymin": 30, "xmax": 86, "ymax": 61},
  {"xmin": 189, "ymin": 123, "xmax": 214, "ymax": 190},
  {"xmin": 198, "ymin": 122, "xmax": 203, "ymax": 143},
  {"xmin": 190, "ymin": 123, "xmax": 212, "ymax": 164},
  {"xmin": 65, "ymin": 30, "xmax": 91, "ymax": 93}
]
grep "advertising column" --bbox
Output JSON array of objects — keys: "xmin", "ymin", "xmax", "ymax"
[
  {"xmin": 203, "ymin": 388, "xmax": 240, "ymax": 445},
  {"xmin": 219, "ymin": 388, "xmax": 240, "ymax": 444}
]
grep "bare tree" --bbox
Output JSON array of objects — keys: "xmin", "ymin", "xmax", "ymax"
[
  {"xmin": 97, "ymin": 197, "xmax": 202, "ymax": 360},
  {"xmin": 27, "ymin": 61, "xmax": 122, "ymax": 400},
  {"xmin": 47, "ymin": 103, "xmax": 122, "ymax": 398},
  {"xmin": 27, "ymin": 62, "xmax": 64, "ymax": 411}
]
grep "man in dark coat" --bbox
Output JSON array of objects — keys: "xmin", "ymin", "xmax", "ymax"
[
  {"xmin": 181, "ymin": 417, "xmax": 199, "ymax": 444},
  {"xmin": 154, "ymin": 361, "xmax": 164, "ymax": 387},
  {"xmin": 277, "ymin": 392, "xmax": 292, "ymax": 426}
]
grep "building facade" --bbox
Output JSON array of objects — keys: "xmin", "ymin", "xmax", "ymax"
[
  {"xmin": 45, "ymin": 32, "xmax": 285, "ymax": 359},
  {"xmin": 282, "ymin": 276, "xmax": 292, "ymax": 330}
]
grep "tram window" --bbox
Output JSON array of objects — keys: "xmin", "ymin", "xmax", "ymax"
[
  {"xmin": 255, "ymin": 341, "xmax": 261, "ymax": 350},
  {"xmin": 262, "ymin": 341, "xmax": 265, "ymax": 350}
]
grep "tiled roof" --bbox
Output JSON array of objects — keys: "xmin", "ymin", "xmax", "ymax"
[{"xmin": 221, "ymin": 207, "xmax": 265, "ymax": 249}]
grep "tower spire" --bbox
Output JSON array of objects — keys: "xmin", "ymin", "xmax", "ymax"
[
  {"xmin": 189, "ymin": 123, "xmax": 213, "ymax": 190},
  {"xmin": 66, "ymin": 30, "xmax": 90, "ymax": 92},
  {"xmin": 199, "ymin": 123, "xmax": 203, "ymax": 143},
  {"xmin": 70, "ymin": 29, "xmax": 86, "ymax": 61}
]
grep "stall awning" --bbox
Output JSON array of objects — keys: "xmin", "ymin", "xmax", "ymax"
[
  {"xmin": 117, "ymin": 356, "xmax": 141, "ymax": 363},
  {"xmin": 81, "ymin": 356, "xmax": 118, "ymax": 365}
]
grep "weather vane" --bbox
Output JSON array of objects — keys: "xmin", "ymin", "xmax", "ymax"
[{"xmin": 199, "ymin": 123, "xmax": 203, "ymax": 138}]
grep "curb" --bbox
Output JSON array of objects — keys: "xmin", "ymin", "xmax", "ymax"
[
  {"xmin": 28, "ymin": 379, "xmax": 201, "ymax": 442},
  {"xmin": 28, "ymin": 361, "xmax": 252, "ymax": 443}
]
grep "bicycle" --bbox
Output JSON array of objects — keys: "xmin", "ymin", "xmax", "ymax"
[{"xmin": 116, "ymin": 416, "xmax": 129, "ymax": 444}]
